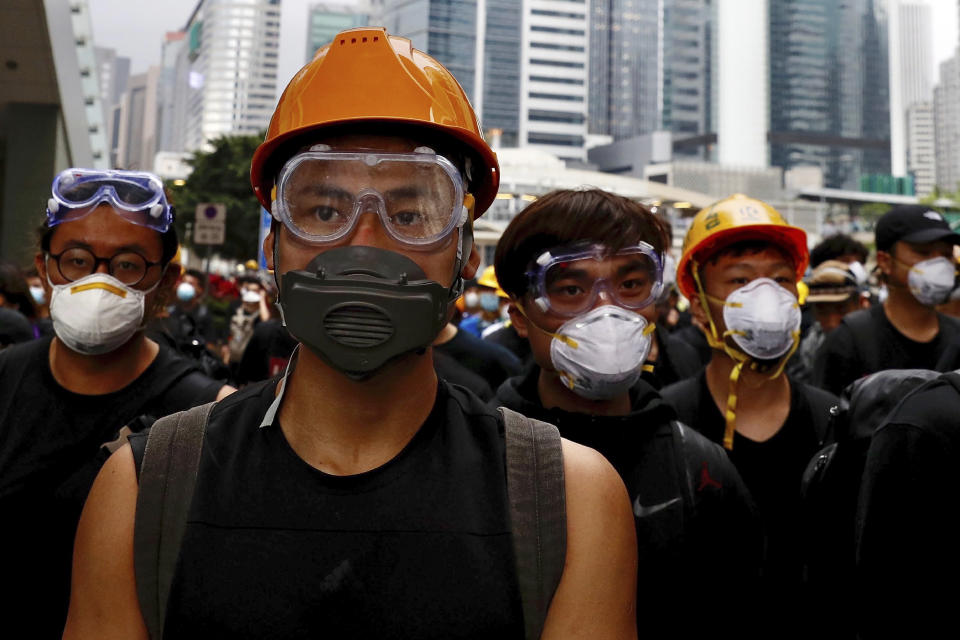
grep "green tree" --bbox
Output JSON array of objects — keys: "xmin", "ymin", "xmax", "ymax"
[{"xmin": 167, "ymin": 134, "xmax": 265, "ymax": 261}]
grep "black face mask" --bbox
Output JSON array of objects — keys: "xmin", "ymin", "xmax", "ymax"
[{"xmin": 279, "ymin": 245, "xmax": 451, "ymax": 380}]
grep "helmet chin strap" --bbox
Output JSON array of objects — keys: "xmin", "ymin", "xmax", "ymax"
[{"xmin": 691, "ymin": 260, "xmax": 800, "ymax": 450}]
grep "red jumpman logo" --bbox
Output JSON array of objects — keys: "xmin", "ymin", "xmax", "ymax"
[{"xmin": 698, "ymin": 462, "xmax": 722, "ymax": 491}]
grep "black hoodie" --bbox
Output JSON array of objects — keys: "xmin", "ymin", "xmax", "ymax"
[{"xmin": 493, "ymin": 366, "xmax": 763, "ymax": 636}]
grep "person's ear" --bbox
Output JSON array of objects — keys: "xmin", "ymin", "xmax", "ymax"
[
  {"xmin": 34, "ymin": 252, "xmax": 50, "ymax": 297},
  {"xmin": 508, "ymin": 302, "xmax": 528, "ymax": 338},
  {"xmin": 876, "ymin": 250, "xmax": 893, "ymax": 278},
  {"xmin": 689, "ymin": 292, "xmax": 708, "ymax": 327},
  {"xmin": 462, "ymin": 241, "xmax": 481, "ymax": 280},
  {"xmin": 264, "ymin": 228, "xmax": 275, "ymax": 271}
]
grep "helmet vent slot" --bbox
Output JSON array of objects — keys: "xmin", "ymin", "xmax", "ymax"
[{"xmin": 324, "ymin": 305, "xmax": 394, "ymax": 347}]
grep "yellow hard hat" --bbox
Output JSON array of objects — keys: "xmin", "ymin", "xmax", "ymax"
[
  {"xmin": 476, "ymin": 264, "xmax": 508, "ymax": 298},
  {"xmin": 245, "ymin": 259, "xmax": 258, "ymax": 271},
  {"xmin": 676, "ymin": 194, "xmax": 808, "ymax": 299}
]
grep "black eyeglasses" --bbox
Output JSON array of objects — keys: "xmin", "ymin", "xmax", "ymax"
[{"xmin": 47, "ymin": 247, "xmax": 162, "ymax": 286}]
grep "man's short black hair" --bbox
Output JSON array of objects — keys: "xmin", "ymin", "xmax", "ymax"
[
  {"xmin": 809, "ymin": 234, "xmax": 869, "ymax": 268},
  {"xmin": 494, "ymin": 188, "xmax": 668, "ymax": 300}
]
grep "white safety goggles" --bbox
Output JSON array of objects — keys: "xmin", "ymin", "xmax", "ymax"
[
  {"xmin": 273, "ymin": 146, "xmax": 469, "ymax": 249},
  {"xmin": 526, "ymin": 242, "xmax": 664, "ymax": 317}
]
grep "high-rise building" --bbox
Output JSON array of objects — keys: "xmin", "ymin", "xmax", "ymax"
[
  {"xmin": 906, "ymin": 101, "xmax": 936, "ymax": 197},
  {"xmin": 69, "ymin": 0, "xmax": 109, "ymax": 169},
  {"xmin": 764, "ymin": 0, "xmax": 890, "ymax": 188},
  {"xmin": 116, "ymin": 67, "xmax": 161, "ymax": 171},
  {"xmin": 306, "ymin": 3, "xmax": 369, "ymax": 62},
  {"xmin": 661, "ymin": 0, "xmax": 713, "ymax": 159},
  {"xmin": 94, "ymin": 47, "xmax": 131, "ymax": 144},
  {"xmin": 156, "ymin": 32, "xmax": 186, "ymax": 158},
  {"xmin": 171, "ymin": 0, "xmax": 281, "ymax": 154},
  {"xmin": 520, "ymin": 0, "xmax": 589, "ymax": 161},
  {"xmin": 589, "ymin": 0, "xmax": 661, "ymax": 141},
  {"xmin": 935, "ymin": 53, "xmax": 960, "ymax": 193},
  {"xmin": 588, "ymin": 0, "xmax": 713, "ymax": 159},
  {"xmin": 889, "ymin": 1, "xmax": 933, "ymax": 177},
  {"xmin": 377, "ymin": 0, "xmax": 588, "ymax": 161}
]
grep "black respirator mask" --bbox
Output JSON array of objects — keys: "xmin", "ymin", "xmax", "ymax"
[{"xmin": 277, "ymin": 238, "xmax": 469, "ymax": 380}]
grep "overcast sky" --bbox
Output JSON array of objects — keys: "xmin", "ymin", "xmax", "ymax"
[{"xmin": 89, "ymin": 0, "xmax": 959, "ymax": 93}]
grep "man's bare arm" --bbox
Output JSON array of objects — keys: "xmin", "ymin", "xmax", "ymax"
[
  {"xmin": 541, "ymin": 439, "xmax": 638, "ymax": 640},
  {"xmin": 63, "ymin": 445, "xmax": 148, "ymax": 640}
]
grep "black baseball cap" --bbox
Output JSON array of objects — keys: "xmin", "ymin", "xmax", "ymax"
[{"xmin": 875, "ymin": 205, "xmax": 960, "ymax": 252}]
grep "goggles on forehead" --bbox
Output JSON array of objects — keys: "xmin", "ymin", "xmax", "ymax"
[
  {"xmin": 272, "ymin": 146, "xmax": 470, "ymax": 249},
  {"xmin": 526, "ymin": 242, "xmax": 664, "ymax": 317},
  {"xmin": 46, "ymin": 169, "xmax": 173, "ymax": 233}
]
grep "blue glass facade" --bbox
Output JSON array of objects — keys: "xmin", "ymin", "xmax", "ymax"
[
  {"xmin": 482, "ymin": 0, "xmax": 521, "ymax": 146},
  {"xmin": 768, "ymin": 0, "xmax": 890, "ymax": 188}
]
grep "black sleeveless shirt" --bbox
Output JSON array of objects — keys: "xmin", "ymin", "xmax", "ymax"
[{"xmin": 131, "ymin": 379, "xmax": 524, "ymax": 639}]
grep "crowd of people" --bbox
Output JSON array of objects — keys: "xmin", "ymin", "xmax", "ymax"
[{"xmin": 1, "ymin": 26, "xmax": 958, "ymax": 639}]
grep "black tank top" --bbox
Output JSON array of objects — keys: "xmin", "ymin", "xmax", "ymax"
[{"xmin": 132, "ymin": 379, "xmax": 524, "ymax": 639}]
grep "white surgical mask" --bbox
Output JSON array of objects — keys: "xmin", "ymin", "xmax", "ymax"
[
  {"xmin": 464, "ymin": 291, "xmax": 480, "ymax": 308},
  {"xmin": 176, "ymin": 282, "xmax": 197, "ymax": 302},
  {"xmin": 29, "ymin": 286, "xmax": 46, "ymax": 305},
  {"xmin": 242, "ymin": 289, "xmax": 262, "ymax": 304},
  {"xmin": 48, "ymin": 273, "xmax": 156, "ymax": 355},
  {"xmin": 907, "ymin": 256, "xmax": 956, "ymax": 306},
  {"xmin": 722, "ymin": 278, "xmax": 801, "ymax": 361},
  {"xmin": 549, "ymin": 305, "xmax": 654, "ymax": 400}
]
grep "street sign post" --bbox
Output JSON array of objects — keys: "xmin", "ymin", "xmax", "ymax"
[{"xmin": 194, "ymin": 203, "xmax": 226, "ymax": 245}]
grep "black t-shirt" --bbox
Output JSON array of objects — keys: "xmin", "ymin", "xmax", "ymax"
[
  {"xmin": 856, "ymin": 375, "xmax": 960, "ymax": 637},
  {"xmin": 0, "ymin": 336, "xmax": 223, "ymax": 638},
  {"xmin": 493, "ymin": 367, "xmax": 762, "ymax": 637},
  {"xmin": 236, "ymin": 319, "xmax": 298, "ymax": 385},
  {"xmin": 813, "ymin": 304, "xmax": 960, "ymax": 396},
  {"xmin": 662, "ymin": 371, "xmax": 833, "ymax": 592},
  {"xmin": 434, "ymin": 327, "xmax": 521, "ymax": 391},
  {"xmin": 130, "ymin": 379, "xmax": 524, "ymax": 638},
  {"xmin": 433, "ymin": 349, "xmax": 495, "ymax": 400}
]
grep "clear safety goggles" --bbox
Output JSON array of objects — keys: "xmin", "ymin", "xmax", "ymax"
[
  {"xmin": 46, "ymin": 168, "xmax": 173, "ymax": 232},
  {"xmin": 526, "ymin": 242, "xmax": 664, "ymax": 317},
  {"xmin": 272, "ymin": 146, "xmax": 469, "ymax": 249}
]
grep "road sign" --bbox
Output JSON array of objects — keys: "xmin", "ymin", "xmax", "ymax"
[{"xmin": 194, "ymin": 203, "xmax": 226, "ymax": 245}]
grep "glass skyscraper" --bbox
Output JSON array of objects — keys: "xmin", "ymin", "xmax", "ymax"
[
  {"xmin": 306, "ymin": 3, "xmax": 369, "ymax": 62},
  {"xmin": 768, "ymin": 0, "xmax": 890, "ymax": 188}
]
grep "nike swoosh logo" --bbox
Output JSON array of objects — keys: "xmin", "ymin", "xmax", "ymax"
[{"xmin": 633, "ymin": 496, "xmax": 681, "ymax": 518}]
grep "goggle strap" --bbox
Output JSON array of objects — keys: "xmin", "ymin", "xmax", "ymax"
[{"xmin": 513, "ymin": 302, "xmax": 578, "ymax": 348}]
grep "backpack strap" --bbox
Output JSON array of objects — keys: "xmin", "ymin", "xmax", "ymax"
[
  {"xmin": 842, "ymin": 309, "xmax": 881, "ymax": 376},
  {"xmin": 134, "ymin": 401, "xmax": 216, "ymax": 640},
  {"xmin": 802, "ymin": 384, "xmax": 840, "ymax": 446},
  {"xmin": 499, "ymin": 406, "xmax": 566, "ymax": 640}
]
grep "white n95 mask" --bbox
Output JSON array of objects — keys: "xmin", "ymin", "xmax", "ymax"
[
  {"xmin": 907, "ymin": 257, "xmax": 956, "ymax": 306},
  {"xmin": 722, "ymin": 278, "xmax": 801, "ymax": 361},
  {"xmin": 48, "ymin": 273, "xmax": 155, "ymax": 355},
  {"xmin": 550, "ymin": 305, "xmax": 654, "ymax": 400}
]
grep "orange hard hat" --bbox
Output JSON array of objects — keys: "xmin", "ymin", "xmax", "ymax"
[
  {"xmin": 250, "ymin": 27, "xmax": 500, "ymax": 217},
  {"xmin": 676, "ymin": 194, "xmax": 808, "ymax": 299}
]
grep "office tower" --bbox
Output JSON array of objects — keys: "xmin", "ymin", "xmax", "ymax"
[
  {"xmin": 172, "ymin": 0, "xmax": 281, "ymax": 153},
  {"xmin": 906, "ymin": 101, "xmax": 935, "ymax": 196},
  {"xmin": 589, "ymin": 0, "xmax": 662, "ymax": 140},
  {"xmin": 306, "ymin": 2, "xmax": 369, "ymax": 62},
  {"xmin": 520, "ymin": 0, "xmax": 589, "ymax": 161},
  {"xmin": 766, "ymin": 0, "xmax": 890, "ymax": 188},
  {"xmin": 116, "ymin": 67, "xmax": 161, "ymax": 171},
  {"xmin": 94, "ymin": 47, "xmax": 131, "ymax": 144},
  {"xmin": 889, "ymin": 1, "xmax": 933, "ymax": 177},
  {"xmin": 156, "ymin": 32, "xmax": 186, "ymax": 157},
  {"xmin": 378, "ymin": 0, "xmax": 588, "ymax": 161},
  {"xmin": 935, "ymin": 54, "xmax": 960, "ymax": 193}
]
